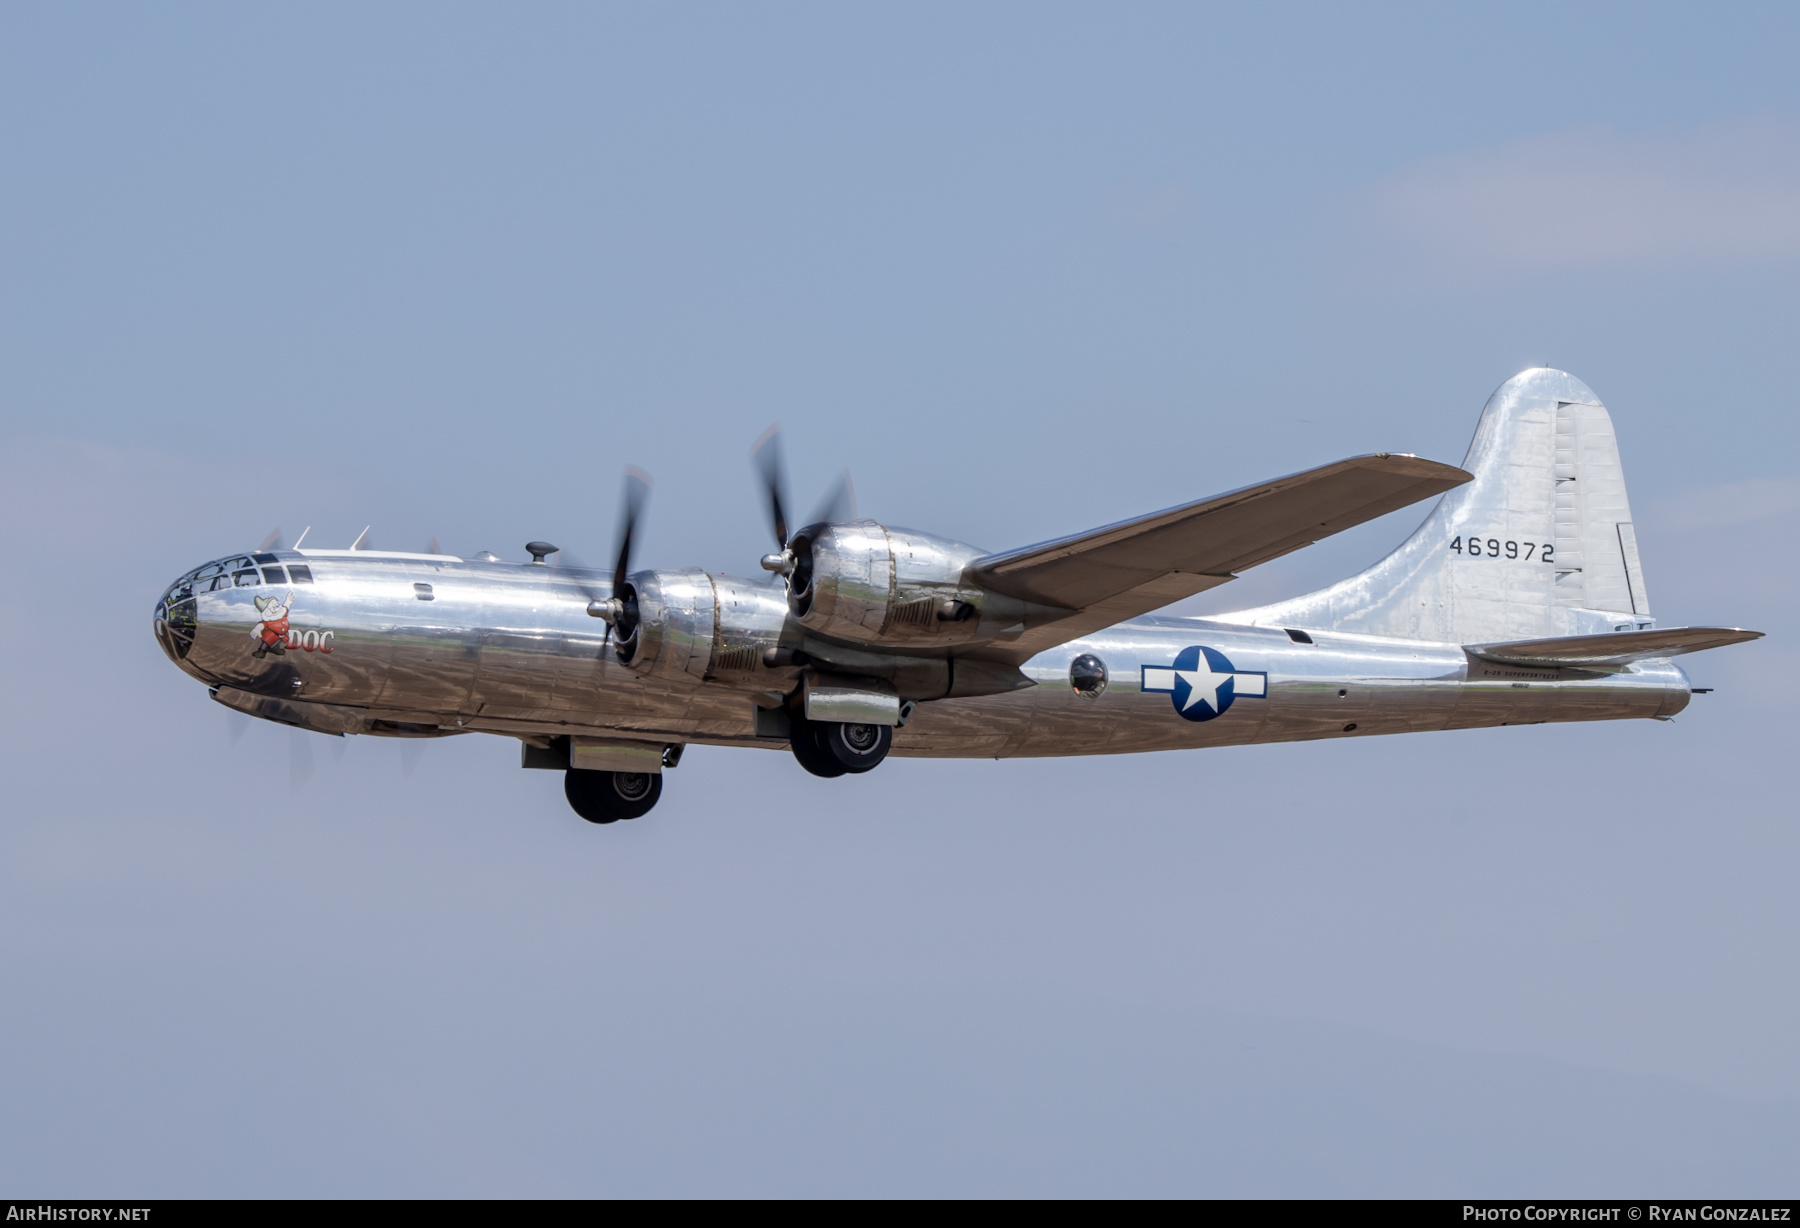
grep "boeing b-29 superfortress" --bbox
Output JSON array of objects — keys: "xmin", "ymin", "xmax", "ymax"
[{"xmin": 154, "ymin": 369, "xmax": 1761, "ymax": 824}]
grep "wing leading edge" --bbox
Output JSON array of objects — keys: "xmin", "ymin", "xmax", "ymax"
[{"xmin": 968, "ymin": 453, "xmax": 1472, "ymax": 663}]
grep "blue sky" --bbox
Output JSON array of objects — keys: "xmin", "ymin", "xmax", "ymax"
[{"xmin": 2, "ymin": 3, "xmax": 1798, "ymax": 1195}]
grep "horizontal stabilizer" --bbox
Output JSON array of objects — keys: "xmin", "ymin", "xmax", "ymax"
[
  {"xmin": 1467, "ymin": 626, "xmax": 1763, "ymax": 668},
  {"xmin": 969, "ymin": 453, "xmax": 1471, "ymax": 661}
]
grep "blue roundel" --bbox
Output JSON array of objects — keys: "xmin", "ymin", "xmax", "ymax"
[
  {"xmin": 1140, "ymin": 646, "xmax": 1269, "ymax": 723},
  {"xmin": 1170, "ymin": 645, "xmax": 1240, "ymax": 722}
]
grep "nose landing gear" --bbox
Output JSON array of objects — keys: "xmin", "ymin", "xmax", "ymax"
[
  {"xmin": 789, "ymin": 716, "xmax": 893, "ymax": 777},
  {"xmin": 564, "ymin": 768, "xmax": 662, "ymax": 823}
]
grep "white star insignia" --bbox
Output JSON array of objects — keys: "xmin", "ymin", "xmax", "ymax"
[{"xmin": 1176, "ymin": 665, "xmax": 1232, "ymax": 713}]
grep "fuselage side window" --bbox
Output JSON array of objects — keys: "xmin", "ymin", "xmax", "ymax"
[{"xmin": 287, "ymin": 564, "xmax": 314, "ymax": 583}]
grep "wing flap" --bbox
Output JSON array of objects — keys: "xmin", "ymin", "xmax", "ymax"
[{"xmin": 1467, "ymin": 626, "xmax": 1764, "ymax": 668}]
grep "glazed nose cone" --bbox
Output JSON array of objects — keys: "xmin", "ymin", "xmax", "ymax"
[{"xmin": 153, "ymin": 570, "xmax": 201, "ymax": 666}]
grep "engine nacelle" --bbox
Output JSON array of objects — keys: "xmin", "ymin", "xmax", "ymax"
[
  {"xmin": 614, "ymin": 562, "xmax": 1029, "ymax": 704},
  {"xmin": 786, "ymin": 521, "xmax": 993, "ymax": 648},
  {"xmin": 613, "ymin": 568, "xmax": 714, "ymax": 681},
  {"xmin": 614, "ymin": 568, "xmax": 791, "ymax": 683}
]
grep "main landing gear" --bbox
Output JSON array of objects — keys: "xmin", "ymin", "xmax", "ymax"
[
  {"xmin": 564, "ymin": 768, "xmax": 662, "ymax": 823},
  {"xmin": 552, "ymin": 716, "xmax": 893, "ymax": 820},
  {"xmin": 788, "ymin": 715, "xmax": 893, "ymax": 778}
]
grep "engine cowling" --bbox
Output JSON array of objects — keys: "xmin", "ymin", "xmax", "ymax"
[
  {"xmin": 612, "ymin": 527, "xmax": 1035, "ymax": 707},
  {"xmin": 613, "ymin": 568, "xmax": 713, "ymax": 681},
  {"xmin": 614, "ymin": 568, "xmax": 792, "ymax": 683},
  {"xmin": 785, "ymin": 521, "xmax": 994, "ymax": 648}
]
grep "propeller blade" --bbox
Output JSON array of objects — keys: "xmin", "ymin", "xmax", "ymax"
[
  {"xmin": 557, "ymin": 548, "xmax": 613, "ymax": 641},
  {"xmin": 258, "ymin": 526, "xmax": 283, "ymax": 551},
  {"xmin": 552, "ymin": 547, "xmax": 608, "ymax": 605},
  {"xmin": 751, "ymin": 423, "xmax": 791, "ymax": 548},
  {"xmin": 426, "ymin": 535, "xmax": 441, "ymax": 556},
  {"xmin": 808, "ymin": 469, "xmax": 858, "ymax": 528},
  {"xmin": 289, "ymin": 728, "xmax": 316, "ymax": 794},
  {"xmin": 613, "ymin": 466, "xmax": 652, "ymax": 600}
]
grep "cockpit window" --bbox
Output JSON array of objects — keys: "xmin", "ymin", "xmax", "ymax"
[
  {"xmin": 287, "ymin": 564, "xmax": 314, "ymax": 583},
  {"xmin": 191, "ymin": 553, "xmax": 255, "ymax": 587},
  {"xmin": 252, "ymin": 553, "xmax": 279, "ymax": 565},
  {"xmin": 159, "ymin": 555, "xmax": 260, "ymax": 611},
  {"xmin": 261, "ymin": 566, "xmax": 288, "ymax": 584}
]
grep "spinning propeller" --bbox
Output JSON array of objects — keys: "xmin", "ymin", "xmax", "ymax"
[
  {"xmin": 579, "ymin": 466, "xmax": 652, "ymax": 646},
  {"xmin": 751, "ymin": 424, "xmax": 855, "ymax": 575}
]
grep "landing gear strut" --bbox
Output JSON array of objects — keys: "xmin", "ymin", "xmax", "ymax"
[
  {"xmin": 789, "ymin": 715, "xmax": 892, "ymax": 778},
  {"xmin": 564, "ymin": 768, "xmax": 662, "ymax": 823}
]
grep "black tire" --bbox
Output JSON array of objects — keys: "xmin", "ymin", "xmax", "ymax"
[
  {"xmin": 788, "ymin": 716, "xmax": 847, "ymax": 778},
  {"xmin": 564, "ymin": 768, "xmax": 662, "ymax": 823},
  {"xmin": 816, "ymin": 720, "xmax": 892, "ymax": 774}
]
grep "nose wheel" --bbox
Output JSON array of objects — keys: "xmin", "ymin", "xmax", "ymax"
[
  {"xmin": 789, "ymin": 716, "xmax": 892, "ymax": 777},
  {"xmin": 564, "ymin": 768, "xmax": 662, "ymax": 823}
]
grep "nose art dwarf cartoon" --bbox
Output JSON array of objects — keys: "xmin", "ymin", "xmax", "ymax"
[{"xmin": 251, "ymin": 591, "xmax": 294, "ymax": 658}]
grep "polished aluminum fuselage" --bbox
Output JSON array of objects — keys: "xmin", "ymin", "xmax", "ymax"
[{"xmin": 160, "ymin": 549, "xmax": 1689, "ymax": 756}]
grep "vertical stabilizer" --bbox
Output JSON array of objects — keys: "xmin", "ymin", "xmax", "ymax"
[{"xmin": 1218, "ymin": 368, "xmax": 1652, "ymax": 644}]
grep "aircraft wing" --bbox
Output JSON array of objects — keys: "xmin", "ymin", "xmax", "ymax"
[
  {"xmin": 968, "ymin": 453, "xmax": 1471, "ymax": 663},
  {"xmin": 1467, "ymin": 626, "xmax": 1763, "ymax": 668}
]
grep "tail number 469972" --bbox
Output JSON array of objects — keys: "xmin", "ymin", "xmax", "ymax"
[{"xmin": 1451, "ymin": 536, "xmax": 1553, "ymax": 563}]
